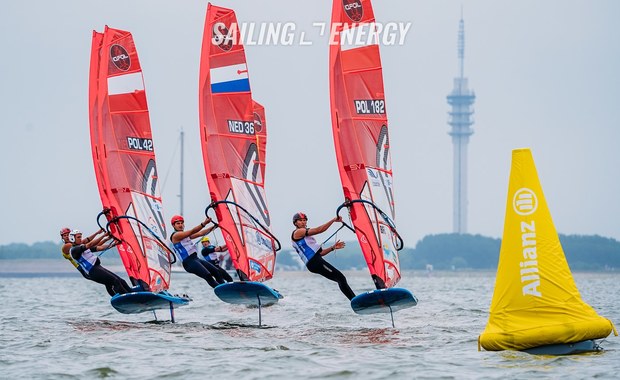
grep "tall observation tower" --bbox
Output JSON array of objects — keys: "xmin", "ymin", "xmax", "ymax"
[{"xmin": 446, "ymin": 15, "xmax": 475, "ymax": 234}]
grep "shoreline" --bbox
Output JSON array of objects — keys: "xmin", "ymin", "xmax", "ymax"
[
  {"xmin": 0, "ymin": 259, "xmax": 616, "ymax": 278},
  {"xmin": 0, "ymin": 259, "xmax": 124, "ymax": 275}
]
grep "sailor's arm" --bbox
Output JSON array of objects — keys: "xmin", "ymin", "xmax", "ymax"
[
  {"xmin": 307, "ymin": 216, "xmax": 342, "ymax": 236},
  {"xmin": 320, "ymin": 240, "xmax": 345, "ymax": 256}
]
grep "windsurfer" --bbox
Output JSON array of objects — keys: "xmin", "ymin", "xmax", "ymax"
[
  {"xmin": 170, "ymin": 215, "xmax": 226, "ymax": 288},
  {"xmin": 291, "ymin": 212, "xmax": 356, "ymax": 300},
  {"xmin": 200, "ymin": 236, "xmax": 233, "ymax": 282},
  {"xmin": 69, "ymin": 229, "xmax": 132, "ymax": 296},
  {"xmin": 60, "ymin": 227, "xmax": 101, "ymax": 279}
]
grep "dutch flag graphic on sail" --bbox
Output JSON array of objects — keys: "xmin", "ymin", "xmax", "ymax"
[{"xmin": 210, "ymin": 63, "xmax": 250, "ymax": 94}]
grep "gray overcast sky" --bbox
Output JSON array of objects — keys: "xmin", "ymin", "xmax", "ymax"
[{"xmin": 1, "ymin": 0, "xmax": 619, "ymax": 246}]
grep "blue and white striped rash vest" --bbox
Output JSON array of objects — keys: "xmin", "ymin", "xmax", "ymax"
[
  {"xmin": 291, "ymin": 229, "xmax": 322, "ymax": 265},
  {"xmin": 171, "ymin": 232, "xmax": 197, "ymax": 261},
  {"xmin": 70, "ymin": 245, "xmax": 98, "ymax": 274}
]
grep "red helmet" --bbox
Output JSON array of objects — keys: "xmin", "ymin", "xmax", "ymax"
[
  {"xmin": 170, "ymin": 215, "xmax": 184, "ymax": 226},
  {"xmin": 60, "ymin": 227, "xmax": 71, "ymax": 236},
  {"xmin": 292, "ymin": 212, "xmax": 307, "ymax": 225}
]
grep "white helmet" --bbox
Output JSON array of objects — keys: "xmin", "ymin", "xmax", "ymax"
[{"xmin": 68, "ymin": 229, "xmax": 82, "ymax": 243}]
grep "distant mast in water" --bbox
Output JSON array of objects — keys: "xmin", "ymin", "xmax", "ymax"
[{"xmin": 179, "ymin": 128, "xmax": 184, "ymax": 215}]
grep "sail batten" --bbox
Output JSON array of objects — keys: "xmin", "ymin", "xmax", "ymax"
[
  {"xmin": 89, "ymin": 26, "xmax": 172, "ymax": 293},
  {"xmin": 199, "ymin": 4, "xmax": 277, "ymax": 283}
]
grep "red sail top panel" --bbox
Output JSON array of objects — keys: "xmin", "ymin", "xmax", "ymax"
[
  {"xmin": 199, "ymin": 4, "xmax": 276, "ymax": 282},
  {"xmin": 89, "ymin": 26, "xmax": 172, "ymax": 292},
  {"xmin": 329, "ymin": 0, "xmax": 401, "ymax": 288}
]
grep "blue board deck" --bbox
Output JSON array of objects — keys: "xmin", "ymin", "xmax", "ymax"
[
  {"xmin": 110, "ymin": 291, "xmax": 190, "ymax": 314},
  {"xmin": 350, "ymin": 288, "xmax": 418, "ymax": 315},
  {"xmin": 214, "ymin": 281, "xmax": 283, "ymax": 306},
  {"xmin": 523, "ymin": 340, "xmax": 601, "ymax": 355}
]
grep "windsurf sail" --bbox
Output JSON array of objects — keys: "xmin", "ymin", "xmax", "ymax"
[
  {"xmin": 89, "ymin": 26, "xmax": 173, "ymax": 293},
  {"xmin": 329, "ymin": 0, "xmax": 403, "ymax": 289},
  {"xmin": 198, "ymin": 4, "xmax": 280, "ymax": 282},
  {"xmin": 478, "ymin": 148, "xmax": 617, "ymax": 351}
]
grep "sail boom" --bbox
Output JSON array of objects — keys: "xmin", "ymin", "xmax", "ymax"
[
  {"xmin": 348, "ymin": 116, "xmax": 388, "ymax": 122},
  {"xmin": 111, "ymin": 149, "xmax": 159, "ymax": 157},
  {"xmin": 109, "ymin": 109, "xmax": 149, "ymax": 115},
  {"xmin": 341, "ymin": 65, "xmax": 383, "ymax": 75}
]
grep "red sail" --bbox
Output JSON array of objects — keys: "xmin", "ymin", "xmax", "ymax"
[
  {"xmin": 89, "ymin": 26, "xmax": 172, "ymax": 292},
  {"xmin": 329, "ymin": 0, "xmax": 402, "ymax": 288},
  {"xmin": 198, "ymin": 4, "xmax": 278, "ymax": 282}
]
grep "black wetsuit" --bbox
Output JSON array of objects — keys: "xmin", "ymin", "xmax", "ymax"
[
  {"xmin": 292, "ymin": 231, "xmax": 356, "ymax": 300},
  {"xmin": 76, "ymin": 266, "xmax": 91, "ymax": 280},
  {"xmin": 70, "ymin": 245, "xmax": 132, "ymax": 296},
  {"xmin": 64, "ymin": 253, "xmax": 91, "ymax": 280},
  {"xmin": 183, "ymin": 253, "xmax": 226, "ymax": 288},
  {"xmin": 171, "ymin": 232, "xmax": 226, "ymax": 288},
  {"xmin": 306, "ymin": 253, "xmax": 356, "ymax": 300},
  {"xmin": 201, "ymin": 246, "xmax": 234, "ymax": 283}
]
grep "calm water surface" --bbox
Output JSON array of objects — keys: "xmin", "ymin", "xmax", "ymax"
[{"xmin": 1, "ymin": 263, "xmax": 618, "ymax": 379}]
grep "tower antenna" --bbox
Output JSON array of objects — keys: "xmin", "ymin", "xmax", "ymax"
[{"xmin": 446, "ymin": 11, "xmax": 476, "ymax": 234}]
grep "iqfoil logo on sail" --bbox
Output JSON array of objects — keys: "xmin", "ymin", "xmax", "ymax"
[
  {"xmin": 513, "ymin": 188, "xmax": 538, "ymax": 216},
  {"xmin": 253, "ymin": 112, "xmax": 263, "ymax": 133},
  {"xmin": 110, "ymin": 44, "xmax": 130, "ymax": 71},
  {"xmin": 212, "ymin": 23, "xmax": 233, "ymax": 51},
  {"xmin": 343, "ymin": 0, "xmax": 363, "ymax": 22}
]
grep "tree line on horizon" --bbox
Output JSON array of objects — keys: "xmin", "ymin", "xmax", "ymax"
[
  {"xmin": 2, "ymin": 233, "xmax": 619, "ymax": 271},
  {"xmin": 275, "ymin": 233, "xmax": 620, "ymax": 271}
]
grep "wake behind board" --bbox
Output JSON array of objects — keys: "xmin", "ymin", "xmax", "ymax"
[
  {"xmin": 111, "ymin": 291, "xmax": 190, "ymax": 314},
  {"xmin": 351, "ymin": 288, "xmax": 417, "ymax": 315},
  {"xmin": 214, "ymin": 281, "xmax": 283, "ymax": 307},
  {"xmin": 523, "ymin": 340, "xmax": 601, "ymax": 355}
]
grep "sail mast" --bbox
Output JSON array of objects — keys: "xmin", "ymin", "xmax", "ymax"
[
  {"xmin": 198, "ymin": 4, "xmax": 279, "ymax": 282},
  {"xmin": 329, "ymin": 0, "xmax": 403, "ymax": 289},
  {"xmin": 89, "ymin": 26, "xmax": 173, "ymax": 292}
]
